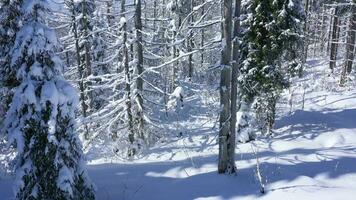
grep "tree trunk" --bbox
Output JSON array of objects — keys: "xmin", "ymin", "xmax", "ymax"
[
  {"xmin": 153, "ymin": 0, "xmax": 157, "ymax": 30},
  {"xmin": 329, "ymin": 7, "xmax": 339, "ymax": 73},
  {"xmin": 188, "ymin": 0, "xmax": 194, "ymax": 80},
  {"xmin": 200, "ymin": 2, "xmax": 205, "ymax": 69},
  {"xmin": 340, "ymin": 3, "xmax": 356, "ymax": 85},
  {"xmin": 82, "ymin": 0, "xmax": 94, "ymax": 114},
  {"xmin": 303, "ymin": 0, "xmax": 310, "ymax": 63},
  {"xmin": 121, "ymin": 0, "xmax": 135, "ymax": 157},
  {"xmin": 69, "ymin": 0, "xmax": 90, "ymax": 139},
  {"xmin": 218, "ymin": 0, "xmax": 232, "ymax": 174},
  {"xmin": 106, "ymin": 0, "xmax": 114, "ymax": 26},
  {"xmin": 320, "ymin": 5, "xmax": 326, "ymax": 55},
  {"xmin": 227, "ymin": 0, "xmax": 241, "ymax": 174},
  {"xmin": 326, "ymin": 8, "xmax": 334, "ymax": 56},
  {"xmin": 135, "ymin": 0, "xmax": 145, "ymax": 140}
]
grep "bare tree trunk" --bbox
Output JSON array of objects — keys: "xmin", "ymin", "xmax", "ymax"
[
  {"xmin": 303, "ymin": 0, "xmax": 310, "ymax": 63},
  {"xmin": 326, "ymin": 8, "xmax": 334, "ymax": 56},
  {"xmin": 135, "ymin": 0, "xmax": 145, "ymax": 140},
  {"xmin": 320, "ymin": 5, "xmax": 326, "ymax": 54},
  {"xmin": 340, "ymin": 3, "xmax": 356, "ymax": 86},
  {"xmin": 69, "ymin": 0, "xmax": 90, "ymax": 139},
  {"xmin": 218, "ymin": 0, "xmax": 232, "ymax": 174},
  {"xmin": 120, "ymin": 0, "xmax": 135, "ymax": 157},
  {"xmin": 329, "ymin": 7, "xmax": 340, "ymax": 73},
  {"xmin": 313, "ymin": 14, "xmax": 320, "ymax": 57},
  {"xmin": 227, "ymin": 0, "xmax": 241, "ymax": 174},
  {"xmin": 187, "ymin": 0, "xmax": 194, "ymax": 81},
  {"xmin": 106, "ymin": 0, "xmax": 114, "ymax": 26},
  {"xmin": 200, "ymin": 2, "xmax": 205, "ymax": 69},
  {"xmin": 171, "ymin": 30, "xmax": 178, "ymax": 91},
  {"xmin": 82, "ymin": 0, "xmax": 94, "ymax": 114},
  {"xmin": 153, "ymin": 0, "xmax": 157, "ymax": 30}
]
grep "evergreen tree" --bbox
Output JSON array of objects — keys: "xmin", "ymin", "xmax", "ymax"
[
  {"xmin": 237, "ymin": 0, "xmax": 305, "ymax": 141},
  {"xmin": 273, "ymin": 0, "xmax": 306, "ymax": 77},
  {"xmin": 0, "ymin": 0, "xmax": 22, "ymax": 131},
  {"xmin": 5, "ymin": 0, "xmax": 95, "ymax": 199}
]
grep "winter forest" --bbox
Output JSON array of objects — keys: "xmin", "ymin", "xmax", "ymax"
[{"xmin": 0, "ymin": 0, "xmax": 355, "ymax": 199}]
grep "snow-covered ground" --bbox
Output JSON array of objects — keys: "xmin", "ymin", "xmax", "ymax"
[{"xmin": 1, "ymin": 59, "xmax": 356, "ymax": 200}]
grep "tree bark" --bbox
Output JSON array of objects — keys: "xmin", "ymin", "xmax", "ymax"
[
  {"xmin": 188, "ymin": 0, "xmax": 194, "ymax": 80},
  {"xmin": 303, "ymin": 0, "xmax": 310, "ymax": 63},
  {"xmin": 121, "ymin": 0, "xmax": 135, "ymax": 157},
  {"xmin": 135, "ymin": 0, "xmax": 145, "ymax": 140},
  {"xmin": 340, "ymin": 3, "xmax": 356, "ymax": 85},
  {"xmin": 69, "ymin": 0, "xmax": 90, "ymax": 139},
  {"xmin": 329, "ymin": 7, "xmax": 340, "ymax": 73},
  {"xmin": 227, "ymin": 0, "xmax": 241, "ymax": 174},
  {"xmin": 218, "ymin": 0, "xmax": 232, "ymax": 174}
]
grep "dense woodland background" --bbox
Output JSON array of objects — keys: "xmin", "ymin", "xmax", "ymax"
[{"xmin": 0, "ymin": 0, "xmax": 355, "ymax": 199}]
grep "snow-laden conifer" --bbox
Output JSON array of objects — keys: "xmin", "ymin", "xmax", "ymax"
[
  {"xmin": 5, "ymin": 0, "xmax": 95, "ymax": 199},
  {"xmin": 0, "ymin": 0, "xmax": 22, "ymax": 131}
]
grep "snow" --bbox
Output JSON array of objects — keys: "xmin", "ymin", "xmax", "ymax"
[
  {"xmin": 57, "ymin": 166, "xmax": 74, "ymax": 197},
  {"xmin": 2, "ymin": 59, "xmax": 356, "ymax": 199}
]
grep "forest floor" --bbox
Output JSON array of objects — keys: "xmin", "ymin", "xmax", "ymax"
[{"xmin": 1, "ymin": 58, "xmax": 356, "ymax": 200}]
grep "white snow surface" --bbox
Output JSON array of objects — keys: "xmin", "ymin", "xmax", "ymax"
[{"xmin": 1, "ymin": 59, "xmax": 356, "ymax": 199}]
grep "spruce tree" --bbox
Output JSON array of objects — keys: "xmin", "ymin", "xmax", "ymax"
[
  {"xmin": 0, "ymin": 0, "xmax": 22, "ymax": 131},
  {"xmin": 5, "ymin": 0, "xmax": 95, "ymax": 199},
  {"xmin": 273, "ymin": 0, "xmax": 306, "ymax": 77},
  {"xmin": 238, "ymin": 0, "xmax": 305, "ymax": 141}
]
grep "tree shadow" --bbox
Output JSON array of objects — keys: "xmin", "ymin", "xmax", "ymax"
[
  {"xmin": 274, "ymin": 108, "xmax": 356, "ymax": 141},
  {"xmin": 88, "ymin": 147, "xmax": 356, "ymax": 200}
]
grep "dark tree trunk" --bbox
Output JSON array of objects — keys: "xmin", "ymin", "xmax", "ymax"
[
  {"xmin": 218, "ymin": 0, "xmax": 233, "ymax": 174},
  {"xmin": 329, "ymin": 7, "xmax": 340, "ymax": 73},
  {"xmin": 340, "ymin": 3, "xmax": 356, "ymax": 85},
  {"xmin": 135, "ymin": 0, "xmax": 145, "ymax": 140}
]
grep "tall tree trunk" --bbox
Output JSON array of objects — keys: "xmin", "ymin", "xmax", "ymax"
[
  {"xmin": 313, "ymin": 13, "xmax": 320, "ymax": 57},
  {"xmin": 329, "ymin": 6, "xmax": 339, "ymax": 73},
  {"xmin": 218, "ymin": 0, "xmax": 232, "ymax": 174},
  {"xmin": 326, "ymin": 8, "xmax": 334, "ymax": 56},
  {"xmin": 107, "ymin": 0, "xmax": 114, "ymax": 26},
  {"xmin": 227, "ymin": 0, "xmax": 241, "ymax": 174},
  {"xmin": 320, "ymin": 5, "xmax": 326, "ymax": 55},
  {"xmin": 188, "ymin": 0, "xmax": 194, "ymax": 80},
  {"xmin": 200, "ymin": 2, "xmax": 205, "ymax": 69},
  {"xmin": 172, "ymin": 37, "xmax": 178, "ymax": 91},
  {"xmin": 340, "ymin": 2, "xmax": 356, "ymax": 85},
  {"xmin": 69, "ymin": 0, "xmax": 90, "ymax": 139},
  {"xmin": 303, "ymin": 0, "xmax": 310, "ymax": 63},
  {"xmin": 82, "ymin": 0, "xmax": 94, "ymax": 115},
  {"xmin": 153, "ymin": 0, "xmax": 157, "ymax": 30},
  {"xmin": 135, "ymin": 0, "xmax": 145, "ymax": 140},
  {"xmin": 121, "ymin": 0, "xmax": 135, "ymax": 156}
]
